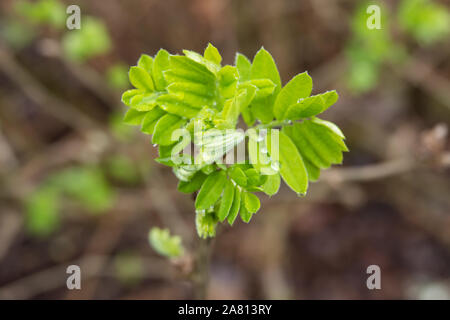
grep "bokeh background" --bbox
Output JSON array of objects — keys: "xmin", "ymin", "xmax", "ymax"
[{"xmin": 0, "ymin": 0, "xmax": 449, "ymax": 299}]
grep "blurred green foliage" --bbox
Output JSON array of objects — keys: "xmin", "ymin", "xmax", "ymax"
[
  {"xmin": 14, "ymin": 0, "xmax": 66, "ymax": 29},
  {"xmin": 26, "ymin": 167, "xmax": 115, "ymax": 237},
  {"xmin": 106, "ymin": 64, "xmax": 130, "ymax": 90},
  {"xmin": 149, "ymin": 227, "xmax": 184, "ymax": 258},
  {"xmin": 113, "ymin": 251, "xmax": 144, "ymax": 286},
  {"xmin": 398, "ymin": 0, "xmax": 450, "ymax": 45},
  {"xmin": 62, "ymin": 17, "xmax": 112, "ymax": 62},
  {"xmin": 346, "ymin": 0, "xmax": 450, "ymax": 94}
]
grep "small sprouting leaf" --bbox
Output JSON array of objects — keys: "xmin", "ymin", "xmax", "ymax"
[
  {"xmin": 267, "ymin": 130, "xmax": 308, "ymax": 194},
  {"xmin": 152, "ymin": 114, "xmax": 186, "ymax": 146},
  {"xmin": 285, "ymin": 90, "xmax": 338, "ymax": 120},
  {"xmin": 195, "ymin": 170, "xmax": 227, "ymax": 210},
  {"xmin": 218, "ymin": 65, "xmax": 238, "ymax": 99},
  {"xmin": 274, "ymin": 72, "xmax": 312, "ymax": 120},
  {"xmin": 178, "ymin": 171, "xmax": 207, "ymax": 194},
  {"xmin": 121, "ymin": 89, "xmax": 142, "ymax": 106},
  {"xmin": 227, "ymin": 186, "xmax": 242, "ymax": 226},
  {"xmin": 157, "ymin": 94, "xmax": 202, "ymax": 118},
  {"xmin": 149, "ymin": 227, "xmax": 184, "ymax": 258},
  {"xmin": 217, "ymin": 180, "xmax": 235, "ymax": 222},
  {"xmin": 129, "ymin": 66, "xmax": 154, "ymax": 92},
  {"xmin": 204, "ymin": 43, "xmax": 222, "ymax": 65},
  {"xmin": 196, "ymin": 210, "xmax": 218, "ymax": 238}
]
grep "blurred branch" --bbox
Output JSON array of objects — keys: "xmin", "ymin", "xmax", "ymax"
[
  {"xmin": 0, "ymin": 44, "xmax": 102, "ymax": 133},
  {"xmin": 0, "ymin": 254, "xmax": 170, "ymax": 299},
  {"xmin": 37, "ymin": 39, "xmax": 121, "ymax": 109}
]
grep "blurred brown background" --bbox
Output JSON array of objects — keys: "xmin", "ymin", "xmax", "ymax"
[{"xmin": 0, "ymin": 0, "xmax": 449, "ymax": 299}]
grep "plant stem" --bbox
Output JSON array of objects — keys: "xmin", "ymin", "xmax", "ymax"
[
  {"xmin": 254, "ymin": 119, "xmax": 291, "ymax": 130},
  {"xmin": 192, "ymin": 237, "xmax": 213, "ymax": 299}
]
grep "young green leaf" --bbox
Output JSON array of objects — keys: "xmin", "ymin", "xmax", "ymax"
[
  {"xmin": 152, "ymin": 49, "xmax": 170, "ymax": 91},
  {"xmin": 229, "ymin": 166, "xmax": 247, "ymax": 187},
  {"xmin": 177, "ymin": 171, "xmax": 207, "ymax": 194},
  {"xmin": 123, "ymin": 108, "xmax": 147, "ymax": 126},
  {"xmin": 138, "ymin": 54, "xmax": 154, "ymax": 74},
  {"xmin": 152, "ymin": 114, "xmax": 186, "ymax": 146},
  {"xmin": 244, "ymin": 192, "xmax": 260, "ymax": 214},
  {"xmin": 235, "ymin": 53, "xmax": 252, "ymax": 81},
  {"xmin": 250, "ymin": 48, "xmax": 282, "ymax": 123},
  {"xmin": 227, "ymin": 186, "xmax": 242, "ymax": 225},
  {"xmin": 129, "ymin": 66, "xmax": 154, "ymax": 92},
  {"xmin": 195, "ymin": 170, "xmax": 227, "ymax": 210},
  {"xmin": 285, "ymin": 90, "xmax": 338, "ymax": 120},
  {"xmin": 267, "ymin": 130, "xmax": 308, "ymax": 195},
  {"xmin": 204, "ymin": 43, "xmax": 222, "ymax": 65},
  {"xmin": 261, "ymin": 173, "xmax": 281, "ymax": 196},
  {"xmin": 217, "ymin": 180, "xmax": 235, "ymax": 222},
  {"xmin": 141, "ymin": 106, "xmax": 166, "ymax": 134},
  {"xmin": 274, "ymin": 72, "xmax": 312, "ymax": 120},
  {"xmin": 149, "ymin": 227, "xmax": 184, "ymax": 258}
]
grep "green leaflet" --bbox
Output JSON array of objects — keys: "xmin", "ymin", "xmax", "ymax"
[
  {"xmin": 152, "ymin": 49, "xmax": 170, "ymax": 91},
  {"xmin": 217, "ymin": 180, "xmax": 235, "ymax": 222},
  {"xmin": 250, "ymin": 48, "xmax": 281, "ymax": 123},
  {"xmin": 218, "ymin": 65, "xmax": 238, "ymax": 99},
  {"xmin": 171, "ymin": 55, "xmax": 217, "ymax": 81},
  {"xmin": 248, "ymin": 128, "xmax": 277, "ymax": 175},
  {"xmin": 227, "ymin": 186, "xmax": 242, "ymax": 226},
  {"xmin": 152, "ymin": 114, "xmax": 186, "ymax": 146},
  {"xmin": 274, "ymin": 72, "xmax": 312, "ymax": 120},
  {"xmin": 282, "ymin": 119, "xmax": 347, "ymax": 182},
  {"xmin": 195, "ymin": 170, "xmax": 227, "ymax": 210},
  {"xmin": 157, "ymin": 94, "xmax": 202, "ymax": 118},
  {"xmin": 285, "ymin": 90, "xmax": 338, "ymax": 120},
  {"xmin": 267, "ymin": 129, "xmax": 308, "ymax": 195},
  {"xmin": 261, "ymin": 173, "xmax": 280, "ymax": 196},
  {"xmin": 129, "ymin": 66, "xmax": 154, "ymax": 92},
  {"xmin": 235, "ymin": 53, "xmax": 252, "ymax": 81},
  {"xmin": 141, "ymin": 106, "xmax": 166, "ymax": 134},
  {"xmin": 138, "ymin": 54, "xmax": 153, "ymax": 74},
  {"xmin": 122, "ymin": 89, "xmax": 142, "ymax": 106},
  {"xmin": 220, "ymin": 90, "xmax": 246, "ymax": 127},
  {"xmin": 177, "ymin": 171, "xmax": 207, "ymax": 194},
  {"xmin": 130, "ymin": 92, "xmax": 163, "ymax": 111},
  {"xmin": 228, "ymin": 166, "xmax": 247, "ymax": 187},
  {"xmin": 204, "ymin": 43, "xmax": 222, "ymax": 65},
  {"xmin": 243, "ymin": 192, "xmax": 260, "ymax": 214},
  {"xmin": 123, "ymin": 108, "xmax": 147, "ymax": 126}
]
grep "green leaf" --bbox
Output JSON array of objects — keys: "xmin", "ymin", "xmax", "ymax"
[
  {"xmin": 157, "ymin": 94, "xmax": 202, "ymax": 118},
  {"xmin": 261, "ymin": 173, "xmax": 280, "ymax": 196},
  {"xmin": 285, "ymin": 90, "xmax": 338, "ymax": 120},
  {"xmin": 152, "ymin": 114, "xmax": 187, "ymax": 146},
  {"xmin": 243, "ymin": 192, "xmax": 260, "ymax": 214},
  {"xmin": 220, "ymin": 90, "xmax": 246, "ymax": 126},
  {"xmin": 171, "ymin": 55, "xmax": 217, "ymax": 82},
  {"xmin": 138, "ymin": 54, "xmax": 153, "ymax": 74},
  {"xmin": 250, "ymin": 48, "xmax": 282, "ymax": 123},
  {"xmin": 235, "ymin": 53, "xmax": 252, "ymax": 82},
  {"xmin": 123, "ymin": 108, "xmax": 147, "ymax": 126},
  {"xmin": 149, "ymin": 227, "xmax": 184, "ymax": 258},
  {"xmin": 141, "ymin": 106, "xmax": 166, "ymax": 134},
  {"xmin": 152, "ymin": 49, "xmax": 170, "ymax": 91},
  {"xmin": 177, "ymin": 171, "xmax": 207, "ymax": 193},
  {"xmin": 121, "ymin": 89, "xmax": 142, "ymax": 106},
  {"xmin": 129, "ymin": 66, "xmax": 154, "ymax": 92},
  {"xmin": 229, "ymin": 166, "xmax": 247, "ymax": 187},
  {"xmin": 204, "ymin": 43, "xmax": 222, "ymax": 65},
  {"xmin": 282, "ymin": 119, "xmax": 347, "ymax": 182},
  {"xmin": 274, "ymin": 72, "xmax": 312, "ymax": 120},
  {"xmin": 267, "ymin": 129, "xmax": 308, "ymax": 195},
  {"xmin": 217, "ymin": 180, "xmax": 235, "ymax": 222},
  {"xmin": 218, "ymin": 65, "xmax": 238, "ymax": 99},
  {"xmin": 195, "ymin": 170, "xmax": 227, "ymax": 210},
  {"xmin": 227, "ymin": 186, "xmax": 242, "ymax": 225},
  {"xmin": 130, "ymin": 92, "xmax": 162, "ymax": 111}
]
